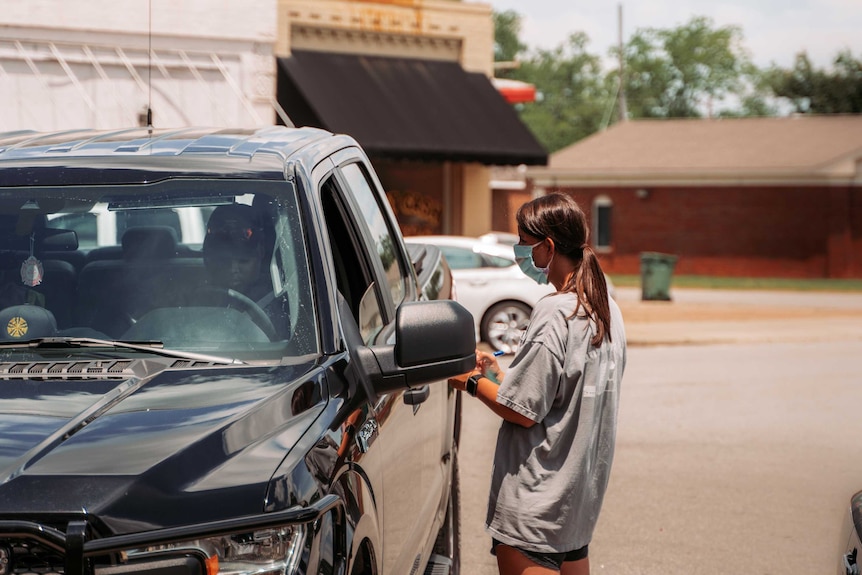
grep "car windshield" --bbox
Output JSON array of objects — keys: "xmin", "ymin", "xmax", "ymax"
[{"xmin": 0, "ymin": 178, "xmax": 317, "ymax": 362}]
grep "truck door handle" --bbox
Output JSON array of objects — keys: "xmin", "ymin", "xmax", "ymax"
[
  {"xmin": 404, "ymin": 385, "xmax": 429, "ymax": 406},
  {"xmin": 356, "ymin": 419, "xmax": 378, "ymax": 453}
]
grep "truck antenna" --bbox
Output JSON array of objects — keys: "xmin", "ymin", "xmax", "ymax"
[{"xmin": 146, "ymin": 0, "xmax": 154, "ymax": 134}]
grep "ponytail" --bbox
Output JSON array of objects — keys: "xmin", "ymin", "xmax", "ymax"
[{"xmin": 567, "ymin": 245, "xmax": 611, "ymax": 346}]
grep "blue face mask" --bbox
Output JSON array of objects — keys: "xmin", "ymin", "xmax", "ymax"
[{"xmin": 513, "ymin": 241, "xmax": 550, "ymax": 285}]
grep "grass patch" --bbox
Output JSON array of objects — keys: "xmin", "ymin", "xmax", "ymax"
[{"xmin": 609, "ymin": 274, "xmax": 862, "ymax": 292}]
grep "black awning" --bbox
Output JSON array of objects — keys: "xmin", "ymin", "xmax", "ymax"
[{"xmin": 277, "ymin": 51, "xmax": 547, "ymax": 166}]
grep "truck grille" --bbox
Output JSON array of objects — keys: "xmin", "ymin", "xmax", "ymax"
[{"xmin": 1, "ymin": 541, "xmax": 64, "ymax": 575}]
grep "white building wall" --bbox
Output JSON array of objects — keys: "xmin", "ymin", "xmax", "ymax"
[{"xmin": 0, "ymin": 0, "xmax": 278, "ymax": 131}]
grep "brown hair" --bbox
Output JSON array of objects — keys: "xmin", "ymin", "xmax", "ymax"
[{"xmin": 516, "ymin": 192, "xmax": 612, "ymax": 346}]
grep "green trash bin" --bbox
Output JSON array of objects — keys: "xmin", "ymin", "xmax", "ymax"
[{"xmin": 640, "ymin": 252, "xmax": 677, "ymax": 301}]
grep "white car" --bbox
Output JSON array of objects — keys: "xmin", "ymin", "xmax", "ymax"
[
  {"xmin": 478, "ymin": 231, "xmax": 520, "ymax": 246},
  {"xmin": 406, "ymin": 235, "xmax": 555, "ymax": 354}
]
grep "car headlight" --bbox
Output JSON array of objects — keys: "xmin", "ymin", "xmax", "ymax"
[{"xmin": 126, "ymin": 525, "xmax": 307, "ymax": 575}]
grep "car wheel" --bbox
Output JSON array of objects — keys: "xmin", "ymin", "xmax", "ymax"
[{"xmin": 481, "ymin": 301, "xmax": 531, "ymax": 354}]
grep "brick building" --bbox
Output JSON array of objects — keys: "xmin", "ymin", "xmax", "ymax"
[{"xmin": 523, "ymin": 116, "xmax": 862, "ymax": 279}]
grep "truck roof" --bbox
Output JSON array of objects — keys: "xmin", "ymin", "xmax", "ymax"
[
  {"xmin": 0, "ymin": 125, "xmax": 337, "ymax": 163},
  {"xmin": 0, "ymin": 125, "xmax": 349, "ymax": 186}
]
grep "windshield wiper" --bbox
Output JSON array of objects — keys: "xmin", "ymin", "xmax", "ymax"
[{"xmin": 0, "ymin": 337, "xmax": 243, "ymax": 365}]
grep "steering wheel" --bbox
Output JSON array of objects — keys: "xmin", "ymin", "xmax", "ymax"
[{"xmin": 196, "ymin": 286, "xmax": 278, "ymax": 340}]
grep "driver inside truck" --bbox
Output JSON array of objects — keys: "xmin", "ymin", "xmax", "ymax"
[
  {"xmin": 202, "ymin": 202, "xmax": 292, "ymax": 339},
  {"xmin": 202, "ymin": 203, "xmax": 271, "ymax": 301}
]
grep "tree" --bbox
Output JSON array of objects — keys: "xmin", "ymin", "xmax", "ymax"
[
  {"xmin": 621, "ymin": 16, "xmax": 753, "ymax": 118},
  {"xmin": 491, "ymin": 12, "xmax": 774, "ymax": 152},
  {"xmin": 509, "ymin": 33, "xmax": 611, "ymax": 152},
  {"xmin": 493, "ymin": 10, "xmax": 526, "ymax": 63},
  {"xmin": 765, "ymin": 50, "xmax": 862, "ymax": 114}
]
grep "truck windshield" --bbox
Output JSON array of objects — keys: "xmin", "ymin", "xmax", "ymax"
[{"xmin": 0, "ymin": 179, "xmax": 318, "ymax": 361}]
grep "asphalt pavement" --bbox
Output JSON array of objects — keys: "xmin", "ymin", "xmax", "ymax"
[
  {"xmin": 461, "ymin": 286, "xmax": 862, "ymax": 574},
  {"xmin": 614, "ymin": 286, "xmax": 862, "ymax": 346}
]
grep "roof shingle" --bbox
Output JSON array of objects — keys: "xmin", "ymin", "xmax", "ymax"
[{"xmin": 534, "ymin": 116, "xmax": 862, "ymax": 185}]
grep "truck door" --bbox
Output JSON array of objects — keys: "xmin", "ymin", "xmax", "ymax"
[{"xmin": 318, "ymin": 153, "xmax": 446, "ymax": 575}]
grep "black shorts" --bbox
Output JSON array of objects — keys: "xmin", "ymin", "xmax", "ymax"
[{"xmin": 491, "ymin": 539, "xmax": 589, "ymax": 570}]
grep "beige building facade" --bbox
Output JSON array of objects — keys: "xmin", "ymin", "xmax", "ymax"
[
  {"xmin": 278, "ymin": 0, "xmax": 495, "ymax": 75},
  {"xmin": 275, "ymin": 0, "xmax": 545, "ymax": 236}
]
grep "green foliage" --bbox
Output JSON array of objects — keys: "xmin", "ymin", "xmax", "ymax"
[
  {"xmin": 508, "ymin": 33, "xmax": 611, "ymax": 152},
  {"xmin": 764, "ymin": 50, "xmax": 862, "ymax": 113},
  {"xmin": 492, "ymin": 11, "xmax": 608, "ymax": 152},
  {"xmin": 493, "ymin": 10, "xmax": 526, "ymax": 63},
  {"xmin": 719, "ymin": 93, "xmax": 778, "ymax": 118},
  {"xmin": 622, "ymin": 16, "xmax": 752, "ymax": 118},
  {"xmin": 491, "ymin": 10, "xmax": 861, "ymax": 152}
]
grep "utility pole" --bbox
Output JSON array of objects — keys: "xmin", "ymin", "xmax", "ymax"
[{"xmin": 617, "ymin": 4, "xmax": 629, "ymax": 122}]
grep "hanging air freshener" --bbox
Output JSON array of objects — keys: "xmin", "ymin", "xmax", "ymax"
[{"xmin": 20, "ymin": 234, "xmax": 44, "ymax": 287}]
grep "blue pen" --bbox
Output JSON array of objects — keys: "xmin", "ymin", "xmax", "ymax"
[{"xmin": 486, "ymin": 350, "xmax": 505, "ymax": 383}]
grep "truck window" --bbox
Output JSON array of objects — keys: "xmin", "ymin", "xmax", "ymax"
[
  {"xmin": 339, "ymin": 162, "xmax": 405, "ymax": 308},
  {"xmin": 48, "ymin": 212, "xmax": 99, "ymax": 248},
  {"xmin": 50, "ymin": 205, "xmax": 211, "ymax": 247},
  {"xmin": 320, "ymin": 176, "xmax": 385, "ymax": 345},
  {"xmin": 117, "ymin": 208, "xmax": 181, "ymax": 240}
]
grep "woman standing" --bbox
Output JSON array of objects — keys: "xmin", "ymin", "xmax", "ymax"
[{"xmin": 449, "ymin": 192, "xmax": 626, "ymax": 575}]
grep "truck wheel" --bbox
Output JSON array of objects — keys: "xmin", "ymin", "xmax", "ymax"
[
  {"xmin": 432, "ymin": 448, "xmax": 461, "ymax": 574},
  {"xmin": 480, "ymin": 301, "xmax": 531, "ymax": 354},
  {"xmin": 349, "ymin": 543, "xmax": 374, "ymax": 575}
]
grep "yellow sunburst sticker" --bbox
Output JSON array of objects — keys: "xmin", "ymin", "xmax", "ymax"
[{"xmin": 7, "ymin": 316, "xmax": 28, "ymax": 338}]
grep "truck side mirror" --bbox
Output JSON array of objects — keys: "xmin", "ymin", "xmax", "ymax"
[
  {"xmin": 365, "ymin": 300, "xmax": 476, "ymax": 394},
  {"xmin": 395, "ymin": 300, "xmax": 475, "ymax": 369}
]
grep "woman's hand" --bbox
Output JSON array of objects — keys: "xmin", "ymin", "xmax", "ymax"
[{"xmin": 476, "ymin": 350, "xmax": 504, "ymax": 383}]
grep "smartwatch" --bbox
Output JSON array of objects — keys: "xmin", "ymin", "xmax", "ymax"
[{"xmin": 465, "ymin": 373, "xmax": 482, "ymax": 397}]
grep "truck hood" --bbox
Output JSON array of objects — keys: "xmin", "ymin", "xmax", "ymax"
[{"xmin": 0, "ymin": 357, "xmax": 326, "ymax": 533}]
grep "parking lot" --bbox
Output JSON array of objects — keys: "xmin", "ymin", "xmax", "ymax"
[{"xmin": 460, "ymin": 287, "xmax": 862, "ymax": 574}]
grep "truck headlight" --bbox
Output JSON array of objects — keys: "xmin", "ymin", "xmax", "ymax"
[{"xmin": 126, "ymin": 525, "xmax": 307, "ymax": 575}]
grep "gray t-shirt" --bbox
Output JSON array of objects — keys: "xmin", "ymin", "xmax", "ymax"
[{"xmin": 485, "ymin": 291, "xmax": 627, "ymax": 553}]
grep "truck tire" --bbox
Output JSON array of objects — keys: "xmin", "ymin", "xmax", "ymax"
[
  {"xmin": 432, "ymin": 448, "xmax": 461, "ymax": 574},
  {"xmin": 349, "ymin": 542, "xmax": 374, "ymax": 575}
]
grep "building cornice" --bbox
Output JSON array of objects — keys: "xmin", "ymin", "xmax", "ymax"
[
  {"xmin": 289, "ymin": 24, "xmax": 462, "ymax": 61},
  {"xmin": 278, "ymin": 0, "xmax": 493, "ymax": 73}
]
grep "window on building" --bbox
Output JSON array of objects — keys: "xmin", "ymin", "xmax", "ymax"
[{"xmin": 593, "ymin": 195, "xmax": 612, "ymax": 251}]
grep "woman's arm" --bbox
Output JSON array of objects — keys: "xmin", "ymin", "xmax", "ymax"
[{"xmin": 449, "ymin": 372, "xmax": 535, "ymax": 428}]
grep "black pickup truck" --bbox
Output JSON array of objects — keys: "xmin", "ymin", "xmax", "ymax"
[{"xmin": 0, "ymin": 127, "xmax": 474, "ymax": 575}]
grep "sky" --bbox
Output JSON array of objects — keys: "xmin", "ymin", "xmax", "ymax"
[{"xmin": 481, "ymin": 0, "xmax": 862, "ymax": 70}]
